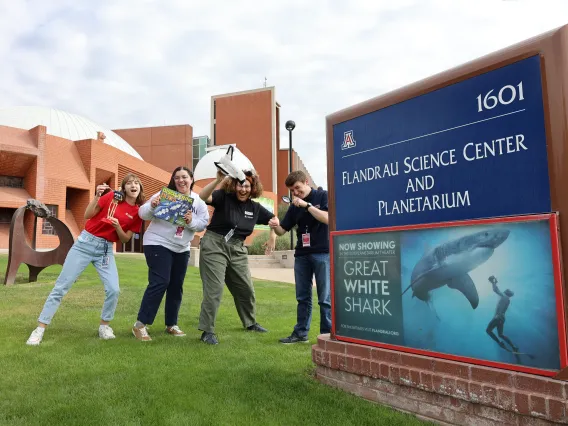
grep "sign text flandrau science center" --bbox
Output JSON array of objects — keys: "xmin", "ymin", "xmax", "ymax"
[{"xmin": 332, "ymin": 55, "xmax": 551, "ymax": 230}]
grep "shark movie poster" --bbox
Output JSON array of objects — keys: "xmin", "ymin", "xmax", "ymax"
[
  {"xmin": 333, "ymin": 217, "xmax": 562, "ymax": 371},
  {"xmin": 334, "ymin": 232, "xmax": 404, "ymax": 345}
]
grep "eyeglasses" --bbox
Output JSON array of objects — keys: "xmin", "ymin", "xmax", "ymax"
[{"xmin": 237, "ymin": 183, "xmax": 251, "ymax": 190}]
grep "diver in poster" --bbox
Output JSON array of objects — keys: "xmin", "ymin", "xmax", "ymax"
[{"xmin": 486, "ymin": 275, "xmax": 519, "ymax": 353}]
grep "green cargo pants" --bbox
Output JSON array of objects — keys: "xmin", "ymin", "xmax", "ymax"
[{"xmin": 198, "ymin": 230, "xmax": 256, "ymax": 333}]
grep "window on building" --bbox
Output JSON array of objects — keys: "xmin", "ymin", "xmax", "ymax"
[
  {"xmin": 192, "ymin": 136, "xmax": 211, "ymax": 170},
  {"xmin": 0, "ymin": 176, "xmax": 24, "ymax": 188},
  {"xmin": 41, "ymin": 205, "xmax": 58, "ymax": 235},
  {"xmin": 0, "ymin": 208, "xmax": 16, "ymax": 224}
]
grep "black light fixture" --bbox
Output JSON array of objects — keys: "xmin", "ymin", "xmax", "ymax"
[{"xmin": 285, "ymin": 120, "xmax": 295, "ymax": 249}]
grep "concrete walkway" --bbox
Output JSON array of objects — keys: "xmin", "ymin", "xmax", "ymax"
[
  {"xmin": 114, "ymin": 253, "xmax": 298, "ymax": 284},
  {"xmin": 113, "ymin": 253, "xmax": 298, "ymax": 284},
  {"xmin": 248, "ymin": 268, "xmax": 296, "ymax": 284}
]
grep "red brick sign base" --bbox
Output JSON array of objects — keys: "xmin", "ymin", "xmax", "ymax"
[{"xmin": 312, "ymin": 335, "xmax": 567, "ymax": 425}]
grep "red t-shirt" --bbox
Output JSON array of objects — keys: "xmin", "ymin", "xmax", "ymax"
[{"xmin": 84, "ymin": 191, "xmax": 143, "ymax": 242}]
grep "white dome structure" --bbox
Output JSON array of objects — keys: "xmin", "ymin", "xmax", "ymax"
[
  {"xmin": 0, "ymin": 106, "xmax": 142, "ymax": 159},
  {"xmin": 194, "ymin": 145, "xmax": 255, "ymax": 181}
]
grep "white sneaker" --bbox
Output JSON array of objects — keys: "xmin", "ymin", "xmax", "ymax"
[
  {"xmin": 26, "ymin": 327, "xmax": 45, "ymax": 346},
  {"xmin": 99, "ymin": 325, "xmax": 116, "ymax": 340}
]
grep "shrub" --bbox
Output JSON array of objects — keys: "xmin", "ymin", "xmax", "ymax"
[
  {"xmin": 277, "ymin": 203, "xmax": 289, "ymax": 222},
  {"xmin": 246, "ymin": 202, "xmax": 297, "ymax": 254},
  {"xmin": 248, "ymin": 231, "xmax": 295, "ymax": 255}
]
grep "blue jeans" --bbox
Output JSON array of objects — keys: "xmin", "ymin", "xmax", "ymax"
[
  {"xmin": 293, "ymin": 253, "xmax": 331, "ymax": 338},
  {"xmin": 38, "ymin": 230, "xmax": 119, "ymax": 325},
  {"xmin": 137, "ymin": 245, "xmax": 190, "ymax": 326}
]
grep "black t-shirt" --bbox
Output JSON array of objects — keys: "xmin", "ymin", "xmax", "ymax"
[
  {"xmin": 206, "ymin": 190, "xmax": 275, "ymax": 241},
  {"xmin": 280, "ymin": 188, "xmax": 329, "ymax": 256}
]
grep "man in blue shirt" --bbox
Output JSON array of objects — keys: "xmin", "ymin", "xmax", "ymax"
[{"xmin": 268, "ymin": 171, "xmax": 331, "ymax": 344}]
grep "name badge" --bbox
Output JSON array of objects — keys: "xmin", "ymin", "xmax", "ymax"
[
  {"xmin": 302, "ymin": 233, "xmax": 311, "ymax": 247},
  {"xmin": 174, "ymin": 227, "xmax": 184, "ymax": 239},
  {"xmin": 224, "ymin": 228, "xmax": 235, "ymax": 242}
]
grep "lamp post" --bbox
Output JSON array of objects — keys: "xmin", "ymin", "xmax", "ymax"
[{"xmin": 285, "ymin": 120, "xmax": 296, "ymax": 250}]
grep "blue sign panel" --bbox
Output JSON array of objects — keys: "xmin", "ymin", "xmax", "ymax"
[{"xmin": 333, "ymin": 55, "xmax": 550, "ymax": 231}]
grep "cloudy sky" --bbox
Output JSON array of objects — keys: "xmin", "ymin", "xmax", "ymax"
[{"xmin": 1, "ymin": 0, "xmax": 567, "ymax": 188}]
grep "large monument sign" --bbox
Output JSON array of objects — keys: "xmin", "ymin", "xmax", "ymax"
[
  {"xmin": 328, "ymin": 51, "xmax": 567, "ymax": 377},
  {"xmin": 316, "ymin": 23, "xmax": 568, "ymax": 425}
]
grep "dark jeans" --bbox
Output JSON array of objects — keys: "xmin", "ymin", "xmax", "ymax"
[
  {"xmin": 293, "ymin": 253, "xmax": 331, "ymax": 338},
  {"xmin": 137, "ymin": 245, "xmax": 190, "ymax": 326}
]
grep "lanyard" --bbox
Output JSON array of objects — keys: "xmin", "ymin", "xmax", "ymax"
[{"xmin": 225, "ymin": 200, "xmax": 246, "ymax": 242}]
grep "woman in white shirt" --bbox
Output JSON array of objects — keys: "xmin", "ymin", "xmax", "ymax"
[{"xmin": 132, "ymin": 166, "xmax": 209, "ymax": 341}]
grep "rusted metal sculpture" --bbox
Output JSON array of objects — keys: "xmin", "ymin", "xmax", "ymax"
[{"xmin": 3, "ymin": 199, "xmax": 74, "ymax": 285}]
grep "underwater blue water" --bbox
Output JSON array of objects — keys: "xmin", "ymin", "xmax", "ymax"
[{"xmin": 401, "ymin": 220, "xmax": 561, "ymax": 371}]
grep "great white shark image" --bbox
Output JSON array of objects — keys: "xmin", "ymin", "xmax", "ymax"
[{"xmin": 402, "ymin": 228, "xmax": 510, "ymax": 309}]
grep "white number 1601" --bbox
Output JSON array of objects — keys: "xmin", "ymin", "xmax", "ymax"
[{"xmin": 476, "ymin": 82, "xmax": 524, "ymax": 112}]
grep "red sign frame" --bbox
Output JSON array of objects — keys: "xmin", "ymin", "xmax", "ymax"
[{"xmin": 330, "ymin": 213, "xmax": 567, "ymax": 377}]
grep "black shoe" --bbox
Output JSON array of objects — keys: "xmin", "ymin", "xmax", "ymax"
[
  {"xmin": 246, "ymin": 323, "xmax": 268, "ymax": 332},
  {"xmin": 200, "ymin": 331, "xmax": 218, "ymax": 345},
  {"xmin": 279, "ymin": 333, "xmax": 309, "ymax": 344}
]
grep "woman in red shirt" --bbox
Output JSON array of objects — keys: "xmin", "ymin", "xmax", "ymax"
[{"xmin": 26, "ymin": 173, "xmax": 145, "ymax": 346}]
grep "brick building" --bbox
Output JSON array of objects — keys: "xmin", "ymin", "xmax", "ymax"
[
  {"xmin": 211, "ymin": 86, "xmax": 318, "ymax": 203},
  {"xmin": 0, "ymin": 88, "xmax": 319, "ymax": 251},
  {"xmin": 112, "ymin": 124, "xmax": 194, "ymax": 174},
  {"xmin": 276, "ymin": 148, "xmax": 318, "ymax": 201},
  {"xmin": 0, "ymin": 107, "xmax": 172, "ymax": 252},
  {"xmin": 112, "ymin": 86, "xmax": 318, "ymax": 205}
]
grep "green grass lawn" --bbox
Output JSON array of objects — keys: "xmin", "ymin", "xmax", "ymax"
[{"xmin": 0, "ymin": 254, "xmax": 424, "ymax": 426}]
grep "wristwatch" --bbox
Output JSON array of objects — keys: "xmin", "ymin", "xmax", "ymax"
[{"xmin": 305, "ymin": 202, "xmax": 312, "ymax": 211}]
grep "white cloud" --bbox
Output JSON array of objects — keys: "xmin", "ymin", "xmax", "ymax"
[{"xmin": 0, "ymin": 0, "xmax": 567, "ymax": 188}]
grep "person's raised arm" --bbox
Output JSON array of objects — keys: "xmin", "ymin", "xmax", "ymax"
[
  {"xmin": 490, "ymin": 277, "xmax": 503, "ymax": 297},
  {"xmin": 271, "ymin": 222, "xmax": 288, "ymax": 236},
  {"xmin": 200, "ymin": 171, "xmax": 226, "ymax": 204},
  {"xmin": 306, "ymin": 205, "xmax": 328, "ymax": 225},
  {"xmin": 291, "ymin": 194, "xmax": 328, "ymax": 224},
  {"xmin": 269, "ymin": 209, "xmax": 291, "ymax": 236},
  {"xmin": 84, "ymin": 184, "xmax": 109, "ymax": 219},
  {"xmin": 138, "ymin": 193, "xmax": 160, "ymax": 220}
]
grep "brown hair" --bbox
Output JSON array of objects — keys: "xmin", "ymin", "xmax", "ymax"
[
  {"xmin": 167, "ymin": 166, "xmax": 195, "ymax": 192},
  {"xmin": 120, "ymin": 173, "xmax": 146, "ymax": 206},
  {"xmin": 285, "ymin": 170, "xmax": 308, "ymax": 187},
  {"xmin": 220, "ymin": 170, "xmax": 263, "ymax": 199}
]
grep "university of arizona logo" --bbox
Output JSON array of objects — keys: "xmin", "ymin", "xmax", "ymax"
[{"xmin": 341, "ymin": 130, "xmax": 356, "ymax": 150}]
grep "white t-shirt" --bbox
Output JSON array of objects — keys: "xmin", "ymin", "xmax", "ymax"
[{"xmin": 138, "ymin": 190, "xmax": 209, "ymax": 253}]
